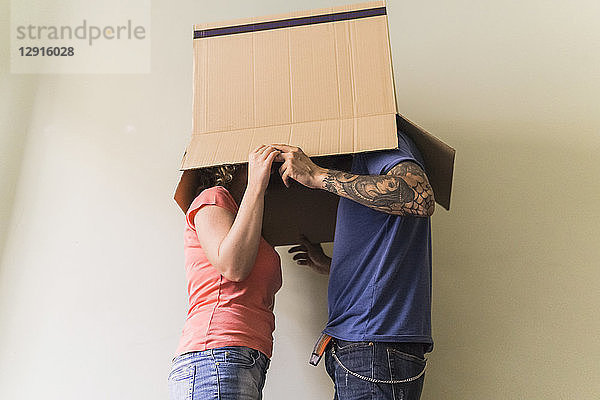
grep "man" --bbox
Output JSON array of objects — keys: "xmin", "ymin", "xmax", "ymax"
[{"xmin": 272, "ymin": 128, "xmax": 435, "ymax": 400}]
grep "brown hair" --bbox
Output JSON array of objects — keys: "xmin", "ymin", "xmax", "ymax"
[{"xmin": 194, "ymin": 164, "xmax": 241, "ymax": 197}]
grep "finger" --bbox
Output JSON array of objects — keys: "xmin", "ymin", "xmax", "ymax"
[
  {"xmin": 281, "ymin": 169, "xmax": 290, "ymax": 188},
  {"xmin": 288, "ymin": 245, "xmax": 307, "ymax": 253},
  {"xmin": 257, "ymin": 146, "xmax": 271, "ymax": 160},
  {"xmin": 299, "ymin": 259, "xmax": 318, "ymax": 268},
  {"xmin": 270, "ymin": 144, "xmax": 298, "ymax": 153},
  {"xmin": 265, "ymin": 148, "xmax": 280, "ymax": 165},
  {"xmin": 259, "ymin": 145, "xmax": 274, "ymax": 157},
  {"xmin": 292, "ymin": 253, "xmax": 309, "ymax": 261},
  {"xmin": 274, "ymin": 152, "xmax": 288, "ymax": 163},
  {"xmin": 252, "ymin": 145, "xmax": 267, "ymax": 155},
  {"xmin": 258, "ymin": 144, "xmax": 271, "ymax": 160},
  {"xmin": 278, "ymin": 163, "xmax": 291, "ymax": 187}
]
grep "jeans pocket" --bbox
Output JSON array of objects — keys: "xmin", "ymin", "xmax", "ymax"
[
  {"xmin": 387, "ymin": 348, "xmax": 426, "ymax": 372},
  {"xmin": 222, "ymin": 346, "xmax": 258, "ymax": 368},
  {"xmin": 334, "ymin": 341, "xmax": 373, "ymax": 371},
  {"xmin": 386, "ymin": 348, "xmax": 426, "ymax": 400},
  {"xmin": 168, "ymin": 363, "xmax": 195, "ymax": 382},
  {"xmin": 330, "ymin": 342, "xmax": 374, "ymax": 399},
  {"xmin": 167, "ymin": 364, "xmax": 195, "ymax": 400}
]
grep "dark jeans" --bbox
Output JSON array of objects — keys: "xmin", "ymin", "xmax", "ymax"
[{"xmin": 324, "ymin": 339, "xmax": 427, "ymax": 400}]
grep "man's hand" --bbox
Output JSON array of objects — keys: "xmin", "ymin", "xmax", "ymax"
[
  {"xmin": 288, "ymin": 235, "xmax": 331, "ymax": 275},
  {"xmin": 271, "ymin": 144, "xmax": 328, "ymax": 189}
]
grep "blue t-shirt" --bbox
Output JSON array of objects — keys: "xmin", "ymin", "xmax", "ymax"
[{"xmin": 323, "ymin": 130, "xmax": 433, "ymax": 352}]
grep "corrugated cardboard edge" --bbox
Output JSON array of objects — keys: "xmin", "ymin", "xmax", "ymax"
[{"xmin": 180, "ymin": 114, "xmax": 399, "ymax": 170}]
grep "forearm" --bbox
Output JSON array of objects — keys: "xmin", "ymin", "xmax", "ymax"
[
  {"xmin": 313, "ymin": 253, "xmax": 332, "ymax": 273},
  {"xmin": 321, "ymin": 169, "xmax": 435, "ymax": 217},
  {"xmin": 320, "ymin": 255, "xmax": 332, "ymax": 274},
  {"xmin": 217, "ymin": 188, "xmax": 264, "ymax": 281}
]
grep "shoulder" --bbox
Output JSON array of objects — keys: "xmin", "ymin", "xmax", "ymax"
[
  {"xmin": 360, "ymin": 130, "xmax": 425, "ymax": 175},
  {"xmin": 360, "ymin": 150, "xmax": 422, "ymax": 176},
  {"xmin": 186, "ymin": 186, "xmax": 237, "ymax": 229},
  {"xmin": 195, "ymin": 185, "xmax": 231, "ymax": 203},
  {"xmin": 386, "ymin": 160, "xmax": 427, "ymax": 178},
  {"xmin": 201, "ymin": 184, "xmax": 239, "ymax": 202}
]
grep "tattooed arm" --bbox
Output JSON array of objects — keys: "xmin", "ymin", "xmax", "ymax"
[
  {"xmin": 322, "ymin": 161, "xmax": 435, "ymax": 217},
  {"xmin": 272, "ymin": 144, "xmax": 435, "ymax": 217}
]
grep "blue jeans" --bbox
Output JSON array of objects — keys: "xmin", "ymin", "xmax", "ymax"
[
  {"xmin": 324, "ymin": 339, "xmax": 427, "ymax": 400},
  {"xmin": 168, "ymin": 346, "xmax": 270, "ymax": 400}
]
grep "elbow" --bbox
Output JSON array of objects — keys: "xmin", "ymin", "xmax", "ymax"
[
  {"xmin": 224, "ymin": 271, "xmax": 251, "ymax": 283},
  {"xmin": 216, "ymin": 261, "xmax": 253, "ymax": 282},
  {"xmin": 424, "ymin": 199, "xmax": 435, "ymax": 217},
  {"xmin": 411, "ymin": 193, "xmax": 435, "ymax": 217},
  {"xmin": 421, "ymin": 194, "xmax": 436, "ymax": 217}
]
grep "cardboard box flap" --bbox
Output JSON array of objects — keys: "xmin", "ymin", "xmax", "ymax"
[
  {"xmin": 181, "ymin": 114, "xmax": 398, "ymax": 169},
  {"xmin": 180, "ymin": 112, "xmax": 456, "ymax": 211},
  {"xmin": 185, "ymin": 0, "xmax": 397, "ymax": 170}
]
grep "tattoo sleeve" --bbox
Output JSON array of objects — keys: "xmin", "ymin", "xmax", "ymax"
[{"xmin": 321, "ymin": 161, "xmax": 435, "ymax": 217}]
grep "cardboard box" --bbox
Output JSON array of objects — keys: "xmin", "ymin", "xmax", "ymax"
[{"xmin": 175, "ymin": 1, "xmax": 455, "ymax": 246}]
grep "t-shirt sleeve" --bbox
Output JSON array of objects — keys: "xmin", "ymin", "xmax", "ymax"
[
  {"xmin": 360, "ymin": 131, "xmax": 426, "ymax": 175},
  {"xmin": 185, "ymin": 186, "xmax": 237, "ymax": 231}
]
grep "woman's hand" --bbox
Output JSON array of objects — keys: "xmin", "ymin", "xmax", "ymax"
[
  {"xmin": 247, "ymin": 145, "xmax": 280, "ymax": 194},
  {"xmin": 288, "ymin": 235, "xmax": 331, "ymax": 275}
]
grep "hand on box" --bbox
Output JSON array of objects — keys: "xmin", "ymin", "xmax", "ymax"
[
  {"xmin": 247, "ymin": 145, "xmax": 280, "ymax": 194},
  {"xmin": 288, "ymin": 234, "xmax": 331, "ymax": 275},
  {"xmin": 271, "ymin": 144, "xmax": 328, "ymax": 189}
]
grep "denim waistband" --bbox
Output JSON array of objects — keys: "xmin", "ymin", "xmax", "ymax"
[
  {"xmin": 171, "ymin": 347, "xmax": 269, "ymax": 370},
  {"xmin": 171, "ymin": 349, "xmax": 211, "ymax": 367},
  {"xmin": 332, "ymin": 339, "xmax": 427, "ymax": 359}
]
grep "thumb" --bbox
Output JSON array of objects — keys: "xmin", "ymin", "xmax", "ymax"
[{"xmin": 281, "ymin": 169, "xmax": 291, "ymax": 188}]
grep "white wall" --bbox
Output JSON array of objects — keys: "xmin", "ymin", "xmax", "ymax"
[{"xmin": 1, "ymin": 1, "xmax": 599, "ymax": 399}]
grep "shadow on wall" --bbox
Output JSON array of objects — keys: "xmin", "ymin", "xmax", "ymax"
[
  {"xmin": 423, "ymin": 122, "xmax": 600, "ymax": 399},
  {"xmin": 0, "ymin": 1, "xmax": 40, "ymax": 265}
]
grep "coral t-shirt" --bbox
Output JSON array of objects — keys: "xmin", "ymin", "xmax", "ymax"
[{"xmin": 175, "ymin": 186, "xmax": 282, "ymax": 359}]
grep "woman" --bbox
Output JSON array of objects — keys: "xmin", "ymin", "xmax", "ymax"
[{"xmin": 168, "ymin": 145, "xmax": 282, "ymax": 400}]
